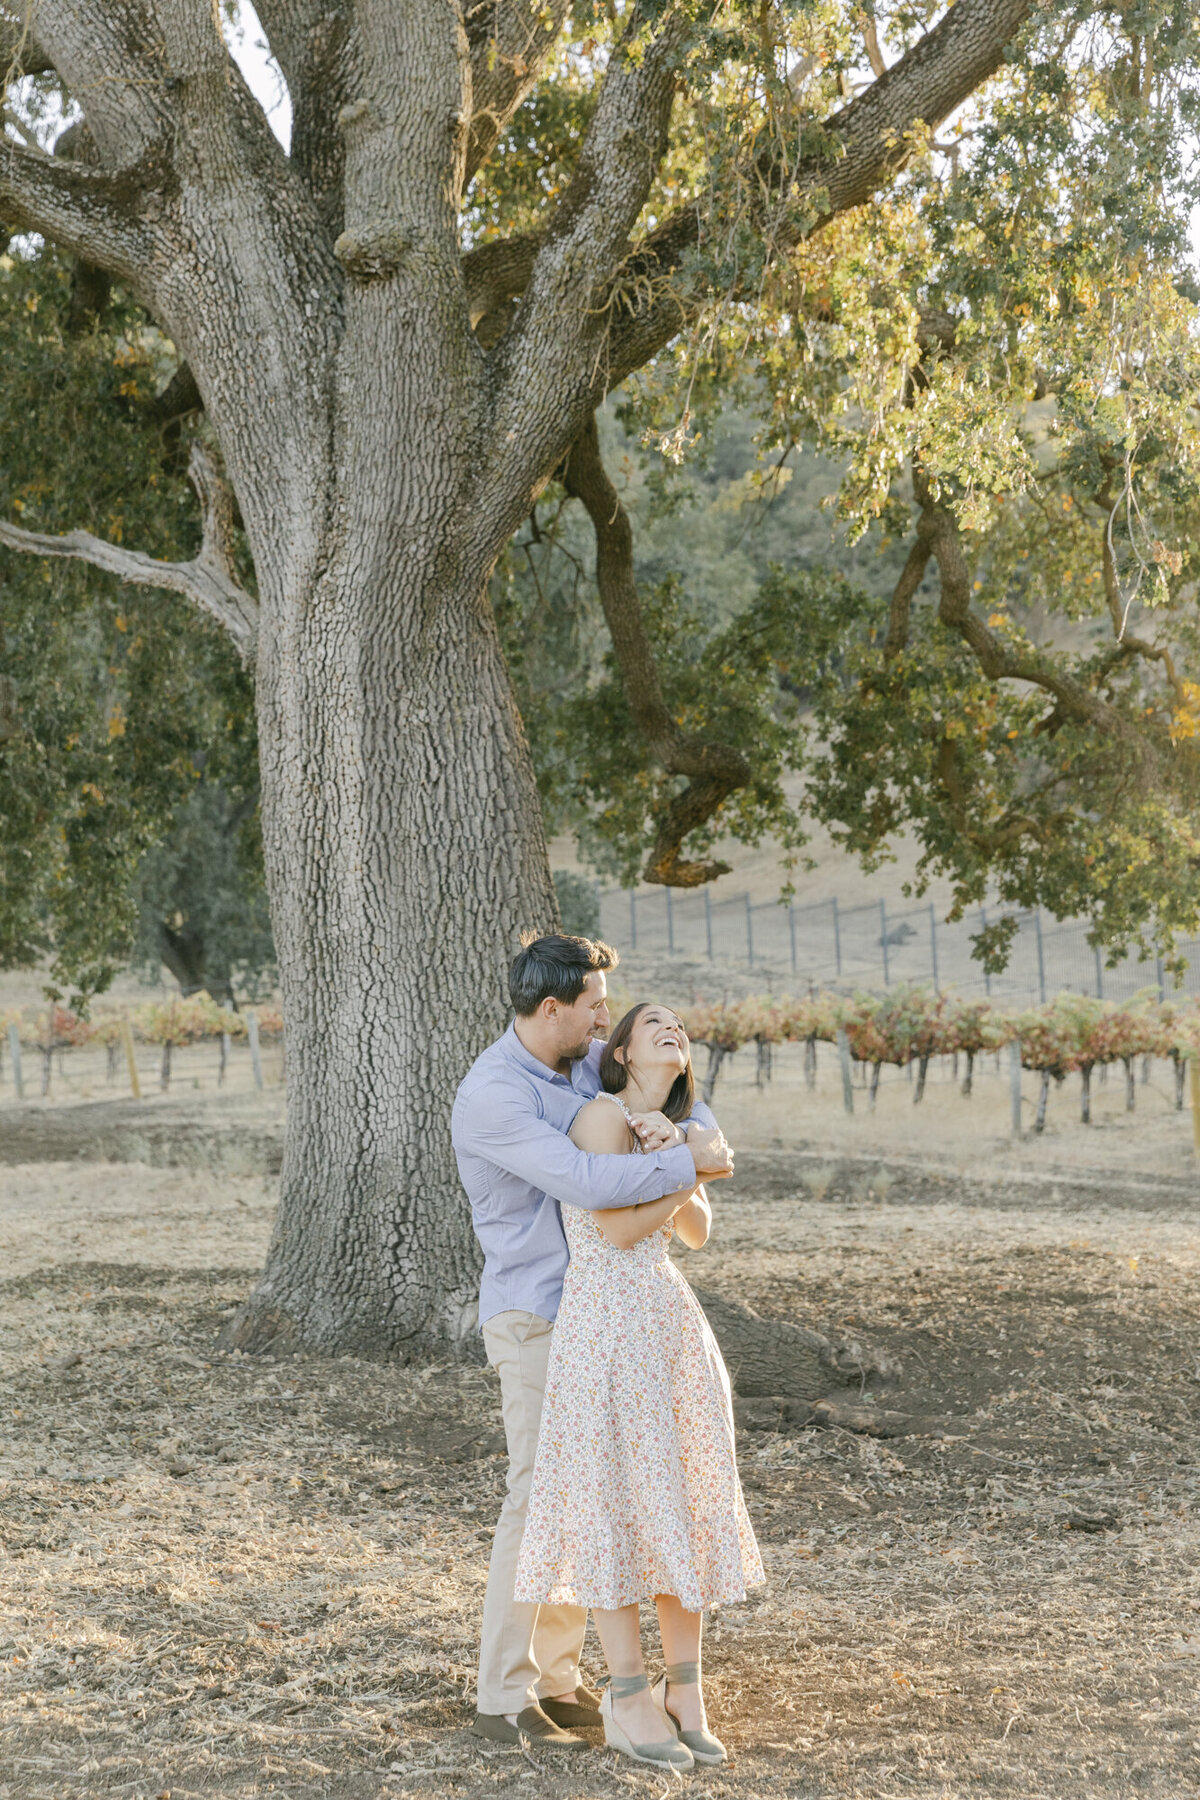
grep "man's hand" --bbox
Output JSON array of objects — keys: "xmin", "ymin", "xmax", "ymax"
[
  {"xmin": 687, "ymin": 1124, "xmax": 734, "ymax": 1179},
  {"xmin": 628, "ymin": 1109, "xmax": 686, "ymax": 1153}
]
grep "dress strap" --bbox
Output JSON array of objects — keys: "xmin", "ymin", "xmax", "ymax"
[{"xmin": 597, "ymin": 1090, "xmax": 643, "ymax": 1148}]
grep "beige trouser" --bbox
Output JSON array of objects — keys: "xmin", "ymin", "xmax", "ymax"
[{"xmin": 477, "ymin": 1309, "xmax": 587, "ymax": 1716}]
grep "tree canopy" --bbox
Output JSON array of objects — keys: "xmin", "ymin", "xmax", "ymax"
[{"xmin": 3, "ymin": 2, "xmax": 1200, "ymax": 996}]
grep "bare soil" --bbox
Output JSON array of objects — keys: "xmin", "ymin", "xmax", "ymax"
[{"xmin": 2, "ymin": 1086, "xmax": 1200, "ymax": 1800}]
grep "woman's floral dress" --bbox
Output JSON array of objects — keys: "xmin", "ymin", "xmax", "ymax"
[{"xmin": 513, "ymin": 1097, "xmax": 764, "ymax": 1612}]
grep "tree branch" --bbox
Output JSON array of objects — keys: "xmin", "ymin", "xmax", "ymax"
[
  {"xmin": 253, "ymin": 0, "xmax": 354, "ymax": 228},
  {"xmin": 17, "ymin": 0, "xmax": 170, "ymax": 168},
  {"xmin": 0, "ymin": 443, "xmax": 258, "ymax": 660},
  {"xmin": 463, "ymin": 0, "xmax": 573, "ymax": 189},
  {"xmin": 461, "ymin": 226, "xmax": 541, "ymax": 317},
  {"xmin": 562, "ymin": 413, "xmax": 750, "ymax": 886},
  {"xmin": 482, "ymin": 1, "xmax": 687, "ymax": 513},
  {"xmin": 0, "ymin": 135, "xmax": 153, "ymax": 277},
  {"xmin": 601, "ymin": 0, "xmax": 1034, "ymax": 393},
  {"xmin": 912, "ymin": 467, "xmax": 1123, "ymax": 739},
  {"xmin": 1, "ymin": 5, "xmax": 54, "ymax": 77}
]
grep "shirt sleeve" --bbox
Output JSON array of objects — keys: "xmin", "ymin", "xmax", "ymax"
[
  {"xmin": 685, "ymin": 1099, "xmax": 719, "ymax": 1133},
  {"xmin": 455, "ymin": 1082, "xmax": 695, "ymax": 1212}
]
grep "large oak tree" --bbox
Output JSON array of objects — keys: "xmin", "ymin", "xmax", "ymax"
[{"xmin": 0, "ymin": 0, "xmax": 1075, "ymax": 1356}]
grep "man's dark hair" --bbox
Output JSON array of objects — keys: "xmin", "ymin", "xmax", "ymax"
[{"xmin": 509, "ymin": 932, "xmax": 618, "ymax": 1016}]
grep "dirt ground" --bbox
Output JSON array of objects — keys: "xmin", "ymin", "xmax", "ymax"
[{"xmin": 2, "ymin": 1070, "xmax": 1200, "ymax": 1800}]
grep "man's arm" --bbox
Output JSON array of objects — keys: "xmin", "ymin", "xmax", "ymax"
[{"xmin": 453, "ymin": 1082, "xmax": 697, "ymax": 1212}]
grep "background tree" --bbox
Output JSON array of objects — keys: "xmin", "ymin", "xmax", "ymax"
[
  {"xmin": 3, "ymin": 0, "xmax": 1192, "ymax": 1363},
  {"xmin": 0, "ymin": 242, "xmax": 266, "ymax": 1004}
]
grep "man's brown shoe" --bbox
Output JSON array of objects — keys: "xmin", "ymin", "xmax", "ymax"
[
  {"xmin": 540, "ymin": 1685, "xmax": 603, "ymax": 1730},
  {"xmin": 470, "ymin": 1704, "xmax": 588, "ymax": 1749}
]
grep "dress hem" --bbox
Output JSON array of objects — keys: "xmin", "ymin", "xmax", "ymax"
[{"xmin": 513, "ymin": 1575, "xmax": 765, "ymax": 1612}]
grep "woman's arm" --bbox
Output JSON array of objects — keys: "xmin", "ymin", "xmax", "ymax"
[
  {"xmin": 567, "ymin": 1100, "xmax": 699, "ymax": 1250},
  {"xmin": 672, "ymin": 1185, "xmax": 711, "ymax": 1250},
  {"xmin": 672, "ymin": 1107, "xmax": 722, "ymax": 1249}
]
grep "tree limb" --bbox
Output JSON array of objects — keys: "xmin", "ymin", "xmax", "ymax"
[
  {"xmin": 1, "ymin": 5, "xmax": 54, "ymax": 77},
  {"xmin": 0, "ymin": 443, "xmax": 258, "ymax": 660},
  {"xmin": 462, "ymin": 226, "xmax": 543, "ymax": 318},
  {"xmin": 562, "ymin": 413, "xmax": 750, "ymax": 886},
  {"xmin": 601, "ymin": 0, "xmax": 1034, "ymax": 394},
  {"xmin": 253, "ymin": 0, "xmax": 354, "ymax": 228},
  {"xmin": 0, "ymin": 135, "xmax": 153, "ymax": 277},
  {"xmin": 463, "ymin": 0, "xmax": 573, "ymax": 189},
  {"xmin": 912, "ymin": 467, "xmax": 1124, "ymax": 738}
]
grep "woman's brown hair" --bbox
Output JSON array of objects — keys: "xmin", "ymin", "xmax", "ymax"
[{"xmin": 599, "ymin": 1003, "xmax": 695, "ymax": 1124}]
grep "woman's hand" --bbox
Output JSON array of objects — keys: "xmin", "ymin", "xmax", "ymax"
[{"xmin": 628, "ymin": 1109, "xmax": 686, "ymax": 1152}]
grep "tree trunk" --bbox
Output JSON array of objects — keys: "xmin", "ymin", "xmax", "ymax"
[
  {"xmin": 1080, "ymin": 1062, "xmax": 1093, "ymax": 1124},
  {"xmin": 1035, "ymin": 1068, "xmax": 1050, "ymax": 1133},
  {"xmin": 914, "ymin": 1053, "xmax": 930, "ymax": 1103},
  {"xmin": 160, "ymin": 1041, "xmax": 172, "ymax": 1092},
  {"xmin": 1173, "ymin": 1050, "xmax": 1185, "ymax": 1110},
  {"xmin": 222, "ymin": 538, "xmax": 557, "ymax": 1360},
  {"xmin": 701, "ymin": 1043, "xmax": 727, "ymax": 1105},
  {"xmin": 804, "ymin": 1034, "xmax": 817, "ymax": 1089},
  {"xmin": 962, "ymin": 1049, "xmax": 975, "ymax": 1096},
  {"xmin": 1123, "ymin": 1056, "xmax": 1135, "ymax": 1112},
  {"xmin": 868, "ymin": 1061, "xmax": 882, "ymax": 1110}
]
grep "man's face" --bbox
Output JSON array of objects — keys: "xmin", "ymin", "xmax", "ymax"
[{"xmin": 550, "ymin": 970, "xmax": 610, "ymax": 1062}]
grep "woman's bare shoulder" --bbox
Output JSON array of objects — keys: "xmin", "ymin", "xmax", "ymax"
[{"xmin": 569, "ymin": 1096, "xmax": 636, "ymax": 1153}]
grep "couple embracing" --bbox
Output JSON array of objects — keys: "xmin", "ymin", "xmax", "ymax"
[{"xmin": 452, "ymin": 933, "xmax": 763, "ymax": 1770}]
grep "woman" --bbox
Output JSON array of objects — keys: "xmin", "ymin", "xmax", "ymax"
[{"xmin": 513, "ymin": 1002, "xmax": 764, "ymax": 1770}]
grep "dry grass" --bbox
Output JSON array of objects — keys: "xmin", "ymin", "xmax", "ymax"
[{"xmin": 2, "ymin": 1107, "xmax": 1200, "ymax": 1798}]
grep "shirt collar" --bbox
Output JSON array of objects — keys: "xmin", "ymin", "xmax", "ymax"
[{"xmin": 503, "ymin": 1019, "xmax": 574, "ymax": 1087}]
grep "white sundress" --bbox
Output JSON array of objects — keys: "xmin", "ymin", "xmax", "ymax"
[{"xmin": 513, "ymin": 1095, "xmax": 764, "ymax": 1612}]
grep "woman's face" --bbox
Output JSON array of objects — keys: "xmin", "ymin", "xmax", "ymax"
[{"xmin": 622, "ymin": 1004, "xmax": 689, "ymax": 1082}]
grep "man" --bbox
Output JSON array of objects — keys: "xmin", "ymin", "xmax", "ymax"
[{"xmin": 452, "ymin": 932, "xmax": 734, "ymax": 1749}]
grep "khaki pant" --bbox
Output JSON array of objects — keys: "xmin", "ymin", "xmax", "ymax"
[{"xmin": 477, "ymin": 1309, "xmax": 587, "ymax": 1715}]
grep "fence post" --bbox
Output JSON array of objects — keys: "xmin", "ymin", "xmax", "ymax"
[
  {"xmin": 704, "ymin": 887, "xmax": 713, "ymax": 959},
  {"xmin": 219, "ymin": 1031, "xmax": 231, "ymax": 1087},
  {"xmin": 788, "ymin": 902, "xmax": 797, "ymax": 974},
  {"xmin": 1094, "ymin": 945, "xmax": 1104, "ymax": 999},
  {"xmin": 832, "ymin": 896, "xmax": 841, "ymax": 978},
  {"xmin": 1155, "ymin": 953, "xmax": 1164, "ymax": 1000},
  {"xmin": 1192, "ymin": 1059, "xmax": 1200, "ymax": 1160},
  {"xmin": 929, "ymin": 902, "xmax": 939, "ymax": 991},
  {"xmin": 1035, "ymin": 909, "xmax": 1046, "ymax": 1004},
  {"xmin": 666, "ymin": 887, "xmax": 675, "ymax": 956},
  {"xmin": 248, "ymin": 1011, "xmax": 265, "ymax": 1092},
  {"xmin": 745, "ymin": 894, "xmax": 754, "ymax": 966},
  {"xmin": 880, "ymin": 899, "xmax": 890, "ymax": 987},
  {"xmin": 8, "ymin": 1022, "xmax": 23, "ymax": 1101},
  {"xmin": 836, "ymin": 1028, "xmax": 855, "ymax": 1116},
  {"xmin": 630, "ymin": 891, "xmax": 637, "ymax": 949},
  {"xmin": 1009, "ymin": 1037, "xmax": 1022, "ymax": 1137},
  {"xmin": 121, "ymin": 1015, "xmax": 141, "ymax": 1100}
]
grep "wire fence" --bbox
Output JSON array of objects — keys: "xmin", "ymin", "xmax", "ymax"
[{"xmin": 598, "ymin": 886, "xmax": 1200, "ymax": 1003}]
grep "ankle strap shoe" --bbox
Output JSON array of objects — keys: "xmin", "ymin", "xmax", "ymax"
[
  {"xmin": 600, "ymin": 1686, "xmax": 694, "ymax": 1768},
  {"xmin": 651, "ymin": 1673, "xmax": 728, "ymax": 1765}
]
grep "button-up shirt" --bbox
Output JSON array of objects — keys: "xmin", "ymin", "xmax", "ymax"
[{"xmin": 452, "ymin": 1022, "xmax": 699, "ymax": 1327}]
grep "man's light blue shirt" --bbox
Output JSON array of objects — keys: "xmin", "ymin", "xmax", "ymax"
[{"xmin": 452, "ymin": 1022, "xmax": 700, "ymax": 1327}]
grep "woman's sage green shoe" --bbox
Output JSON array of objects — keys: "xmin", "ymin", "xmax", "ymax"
[
  {"xmin": 601, "ymin": 1678, "xmax": 694, "ymax": 1770},
  {"xmin": 652, "ymin": 1668, "xmax": 728, "ymax": 1766}
]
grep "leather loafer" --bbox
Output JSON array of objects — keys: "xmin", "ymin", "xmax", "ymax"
[
  {"xmin": 470, "ymin": 1703, "xmax": 588, "ymax": 1749},
  {"xmin": 539, "ymin": 1684, "xmax": 603, "ymax": 1729}
]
